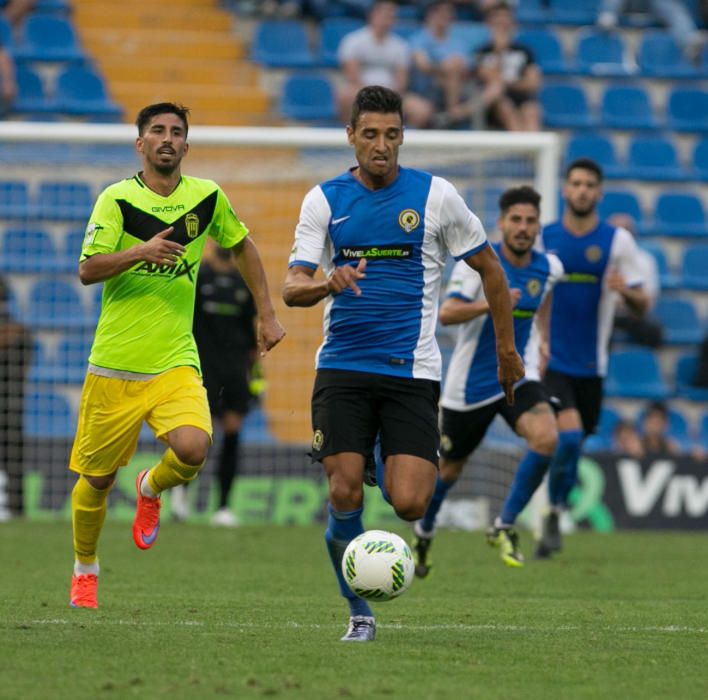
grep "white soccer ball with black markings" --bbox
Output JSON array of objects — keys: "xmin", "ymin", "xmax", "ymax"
[{"xmin": 342, "ymin": 530, "xmax": 415, "ymax": 602}]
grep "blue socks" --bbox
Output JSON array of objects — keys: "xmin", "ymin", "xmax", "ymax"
[
  {"xmin": 325, "ymin": 504, "xmax": 373, "ymax": 618},
  {"xmin": 548, "ymin": 430, "xmax": 583, "ymax": 507},
  {"xmin": 419, "ymin": 477, "xmax": 454, "ymax": 534},
  {"xmin": 373, "ymin": 438, "xmax": 391, "ymax": 505},
  {"xmin": 500, "ymin": 450, "xmax": 552, "ymax": 525}
]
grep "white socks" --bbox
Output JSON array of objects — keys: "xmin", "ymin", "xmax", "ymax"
[{"xmin": 74, "ymin": 560, "xmax": 99, "ymax": 576}]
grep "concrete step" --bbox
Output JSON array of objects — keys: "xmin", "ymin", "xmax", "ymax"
[{"xmin": 74, "ymin": 6, "xmax": 231, "ymax": 32}]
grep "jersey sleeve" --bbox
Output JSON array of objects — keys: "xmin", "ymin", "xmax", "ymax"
[
  {"xmin": 610, "ymin": 227, "xmax": 644, "ymax": 288},
  {"xmin": 80, "ymin": 189, "xmax": 125, "ymax": 261},
  {"xmin": 445, "ymin": 259, "xmax": 482, "ymax": 302},
  {"xmin": 545, "ymin": 252, "xmax": 565, "ymax": 289},
  {"xmin": 436, "ymin": 178, "xmax": 489, "ymax": 260},
  {"xmin": 288, "ymin": 186, "xmax": 332, "ymax": 270},
  {"xmin": 210, "ymin": 186, "xmax": 249, "ymax": 248}
]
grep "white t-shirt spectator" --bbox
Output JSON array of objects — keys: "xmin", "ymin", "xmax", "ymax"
[{"xmin": 337, "ymin": 27, "xmax": 410, "ymax": 89}]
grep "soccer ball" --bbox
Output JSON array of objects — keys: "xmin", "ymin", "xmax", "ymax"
[{"xmin": 341, "ymin": 530, "xmax": 415, "ymax": 602}]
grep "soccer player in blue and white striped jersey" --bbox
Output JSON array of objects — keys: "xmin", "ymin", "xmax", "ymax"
[{"xmin": 283, "ymin": 85, "xmax": 524, "ymax": 641}]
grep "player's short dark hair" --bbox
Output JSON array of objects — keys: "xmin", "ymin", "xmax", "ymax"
[
  {"xmin": 498, "ymin": 185, "xmax": 541, "ymax": 214},
  {"xmin": 424, "ymin": 0, "xmax": 453, "ymax": 17},
  {"xmin": 565, "ymin": 157, "xmax": 603, "ymax": 183},
  {"xmin": 136, "ymin": 102, "xmax": 190, "ymax": 136},
  {"xmin": 350, "ymin": 85, "xmax": 403, "ymax": 128}
]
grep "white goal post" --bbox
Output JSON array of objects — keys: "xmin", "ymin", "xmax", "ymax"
[{"xmin": 0, "ymin": 122, "xmax": 560, "ymax": 525}]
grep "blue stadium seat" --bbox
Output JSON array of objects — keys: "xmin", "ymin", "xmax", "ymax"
[
  {"xmin": 516, "ymin": 0, "xmax": 548, "ymax": 24},
  {"xmin": 0, "ymin": 181, "xmax": 30, "ymax": 219},
  {"xmin": 26, "ymin": 278, "xmax": 89, "ymax": 329},
  {"xmin": 547, "ymin": 0, "xmax": 599, "ymax": 25},
  {"xmin": 701, "ymin": 414, "xmax": 708, "ymax": 450},
  {"xmin": 605, "ymin": 349, "xmax": 670, "ymax": 399},
  {"xmin": 625, "ymin": 136, "xmax": 688, "ymax": 181},
  {"xmin": 652, "ymin": 297, "xmax": 703, "ymax": 344},
  {"xmin": 27, "ymin": 338, "xmax": 51, "ymax": 384},
  {"xmin": 584, "ymin": 405, "xmax": 621, "ymax": 452},
  {"xmin": 675, "ymin": 354, "xmax": 708, "ymax": 402},
  {"xmin": 693, "ymin": 138, "xmax": 708, "ymax": 181},
  {"xmin": 637, "ymin": 405, "xmax": 693, "ymax": 451},
  {"xmin": 0, "ymin": 16, "xmax": 12, "ymax": 49},
  {"xmin": 24, "ymin": 389, "xmax": 75, "ymax": 438},
  {"xmin": 515, "ymin": 29, "xmax": 569, "ymax": 74},
  {"xmin": 318, "ymin": 17, "xmax": 364, "ymax": 67},
  {"xmin": 241, "ymin": 407, "xmax": 277, "ymax": 444},
  {"xmin": 598, "ymin": 189, "xmax": 643, "ymax": 223},
  {"xmin": 55, "ymin": 67, "xmax": 123, "ymax": 119},
  {"xmin": 36, "ymin": 181, "xmax": 93, "ymax": 221},
  {"xmin": 280, "ymin": 73, "xmax": 336, "ymax": 123},
  {"xmin": 12, "ymin": 67, "xmax": 56, "ymax": 114},
  {"xmin": 449, "ymin": 22, "xmax": 489, "ymax": 53},
  {"xmin": 666, "ymin": 88, "xmax": 708, "ymax": 133},
  {"xmin": 56, "ymin": 228, "xmax": 85, "ymax": 273},
  {"xmin": 680, "ymin": 244, "xmax": 708, "ymax": 289},
  {"xmin": 14, "ymin": 14, "xmax": 84, "ymax": 62},
  {"xmin": 540, "ymin": 84, "xmax": 596, "ymax": 129},
  {"xmin": 637, "ymin": 31, "xmax": 699, "ymax": 78},
  {"xmin": 0, "ymin": 228, "xmax": 59, "ymax": 273},
  {"xmin": 575, "ymin": 30, "xmax": 631, "ymax": 76},
  {"xmin": 52, "ymin": 334, "xmax": 92, "ymax": 384},
  {"xmin": 639, "ymin": 241, "xmax": 679, "ymax": 289},
  {"xmin": 565, "ymin": 133, "xmax": 624, "ymax": 178},
  {"xmin": 251, "ymin": 20, "xmax": 315, "ymax": 68},
  {"xmin": 651, "ymin": 192, "xmax": 708, "ymax": 238},
  {"xmin": 600, "ymin": 85, "xmax": 658, "ymax": 130}
]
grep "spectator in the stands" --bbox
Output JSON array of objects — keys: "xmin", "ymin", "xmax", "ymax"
[
  {"xmin": 408, "ymin": 1, "xmax": 477, "ymax": 128},
  {"xmin": 336, "ymin": 0, "xmax": 432, "ymax": 127},
  {"xmin": 607, "ymin": 213, "xmax": 663, "ymax": 349},
  {"xmin": 597, "ymin": 0, "xmax": 704, "ymax": 62},
  {"xmin": 612, "ymin": 419, "xmax": 645, "ymax": 458},
  {"xmin": 3, "ymin": 0, "xmax": 36, "ymax": 28},
  {"xmin": 473, "ymin": 1, "xmax": 542, "ymax": 131},
  {"xmin": 0, "ymin": 39, "xmax": 16, "ymax": 117},
  {"xmin": 639, "ymin": 401, "xmax": 682, "ymax": 457}
]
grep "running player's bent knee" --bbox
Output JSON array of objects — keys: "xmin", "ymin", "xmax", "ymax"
[
  {"xmin": 328, "ymin": 481, "xmax": 364, "ymax": 512},
  {"xmin": 172, "ymin": 438, "xmax": 210, "ymax": 467},
  {"xmin": 392, "ymin": 496, "xmax": 428, "ymax": 522},
  {"xmin": 529, "ymin": 429, "xmax": 558, "ymax": 457}
]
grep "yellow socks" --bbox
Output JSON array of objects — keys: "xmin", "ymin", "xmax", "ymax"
[
  {"xmin": 146, "ymin": 448, "xmax": 203, "ymax": 495},
  {"xmin": 72, "ymin": 476, "xmax": 111, "ymax": 566}
]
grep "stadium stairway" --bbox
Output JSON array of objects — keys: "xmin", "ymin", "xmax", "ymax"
[{"xmin": 71, "ymin": 0, "xmax": 271, "ymax": 125}]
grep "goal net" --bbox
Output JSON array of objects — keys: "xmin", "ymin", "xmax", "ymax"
[{"xmin": 0, "ymin": 122, "xmax": 559, "ymax": 528}]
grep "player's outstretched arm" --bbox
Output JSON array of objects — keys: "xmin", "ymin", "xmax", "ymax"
[
  {"xmin": 78, "ymin": 226, "xmax": 182, "ymax": 285},
  {"xmin": 230, "ymin": 236, "xmax": 285, "ymax": 354},
  {"xmin": 282, "ymin": 258, "xmax": 367, "ymax": 308},
  {"xmin": 465, "ymin": 245, "xmax": 524, "ymax": 404}
]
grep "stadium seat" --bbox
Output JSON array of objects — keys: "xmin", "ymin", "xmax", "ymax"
[
  {"xmin": 23, "ymin": 389, "xmax": 75, "ymax": 439},
  {"xmin": 675, "ymin": 354, "xmax": 708, "ymax": 402},
  {"xmin": 0, "ymin": 16, "xmax": 11, "ymax": 49},
  {"xmin": 515, "ymin": 29, "xmax": 569, "ymax": 74},
  {"xmin": 692, "ymin": 138, "xmax": 708, "ymax": 181},
  {"xmin": 547, "ymin": 0, "xmax": 600, "ymax": 25},
  {"xmin": 26, "ymin": 278, "xmax": 89, "ymax": 329},
  {"xmin": 625, "ymin": 136, "xmax": 688, "ymax": 182},
  {"xmin": 637, "ymin": 405, "xmax": 693, "ymax": 451},
  {"xmin": 575, "ymin": 30, "xmax": 631, "ymax": 76},
  {"xmin": 280, "ymin": 73, "xmax": 336, "ymax": 123},
  {"xmin": 701, "ymin": 414, "xmax": 708, "ymax": 450},
  {"xmin": 250, "ymin": 20, "xmax": 316, "ymax": 68},
  {"xmin": 55, "ymin": 228, "xmax": 86, "ymax": 273},
  {"xmin": 318, "ymin": 17, "xmax": 364, "ymax": 67},
  {"xmin": 0, "ymin": 228, "xmax": 59, "ymax": 273},
  {"xmin": 27, "ymin": 338, "xmax": 53, "ymax": 384},
  {"xmin": 0, "ymin": 181, "xmax": 30, "ymax": 219},
  {"xmin": 584, "ymin": 405, "xmax": 621, "ymax": 453},
  {"xmin": 540, "ymin": 84, "xmax": 596, "ymax": 129},
  {"xmin": 666, "ymin": 88, "xmax": 708, "ymax": 133},
  {"xmin": 516, "ymin": 0, "xmax": 547, "ymax": 24},
  {"xmin": 651, "ymin": 192, "xmax": 708, "ymax": 238},
  {"xmin": 597, "ymin": 189, "xmax": 643, "ymax": 223},
  {"xmin": 54, "ymin": 67, "xmax": 123, "ymax": 119},
  {"xmin": 449, "ymin": 22, "xmax": 489, "ymax": 54},
  {"xmin": 639, "ymin": 241, "xmax": 679, "ymax": 289},
  {"xmin": 600, "ymin": 85, "xmax": 658, "ymax": 130},
  {"xmin": 14, "ymin": 14, "xmax": 84, "ymax": 62},
  {"xmin": 241, "ymin": 407, "xmax": 277, "ymax": 444},
  {"xmin": 12, "ymin": 67, "xmax": 56, "ymax": 115},
  {"xmin": 651, "ymin": 297, "xmax": 703, "ymax": 345},
  {"xmin": 52, "ymin": 334, "xmax": 92, "ymax": 384},
  {"xmin": 604, "ymin": 349, "xmax": 670, "ymax": 399},
  {"xmin": 565, "ymin": 133, "xmax": 624, "ymax": 178},
  {"xmin": 637, "ymin": 31, "xmax": 699, "ymax": 78},
  {"xmin": 680, "ymin": 244, "xmax": 708, "ymax": 290},
  {"xmin": 36, "ymin": 181, "xmax": 93, "ymax": 221}
]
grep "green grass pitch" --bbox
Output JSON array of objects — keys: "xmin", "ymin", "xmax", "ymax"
[{"xmin": 1, "ymin": 521, "xmax": 707, "ymax": 700}]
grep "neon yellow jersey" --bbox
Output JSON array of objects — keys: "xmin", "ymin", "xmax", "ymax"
[{"xmin": 81, "ymin": 174, "xmax": 249, "ymax": 374}]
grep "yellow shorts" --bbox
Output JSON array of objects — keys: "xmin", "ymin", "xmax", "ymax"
[{"xmin": 69, "ymin": 366, "xmax": 213, "ymax": 477}]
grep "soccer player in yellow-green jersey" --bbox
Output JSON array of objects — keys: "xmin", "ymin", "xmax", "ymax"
[{"xmin": 68, "ymin": 102, "xmax": 285, "ymax": 609}]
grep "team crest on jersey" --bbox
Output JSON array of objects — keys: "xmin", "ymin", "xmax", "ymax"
[
  {"xmin": 585, "ymin": 245, "xmax": 603, "ymax": 263},
  {"xmin": 185, "ymin": 213, "xmax": 199, "ymax": 239},
  {"xmin": 526, "ymin": 278, "xmax": 542, "ymax": 296},
  {"xmin": 312, "ymin": 429, "xmax": 324, "ymax": 451},
  {"xmin": 398, "ymin": 209, "xmax": 420, "ymax": 233}
]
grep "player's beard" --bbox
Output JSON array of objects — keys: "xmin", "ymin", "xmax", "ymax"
[{"xmin": 567, "ymin": 200, "xmax": 596, "ymax": 218}]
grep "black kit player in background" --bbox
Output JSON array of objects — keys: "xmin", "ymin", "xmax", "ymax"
[{"xmin": 172, "ymin": 238, "xmax": 258, "ymax": 526}]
